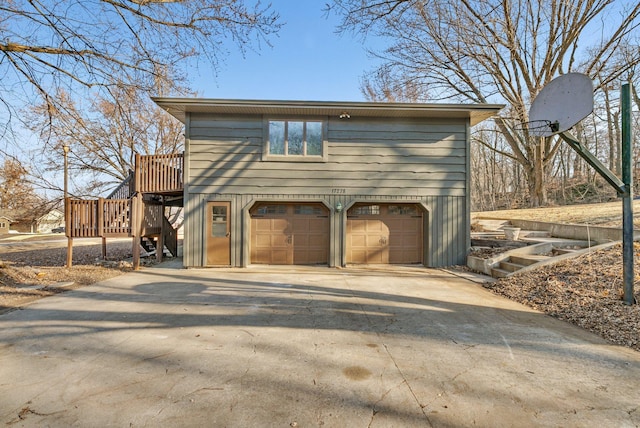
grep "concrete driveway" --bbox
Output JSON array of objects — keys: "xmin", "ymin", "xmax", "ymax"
[{"xmin": 1, "ymin": 262, "xmax": 639, "ymax": 427}]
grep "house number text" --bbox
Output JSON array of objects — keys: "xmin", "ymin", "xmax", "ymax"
[{"xmin": 331, "ymin": 188, "xmax": 346, "ymax": 194}]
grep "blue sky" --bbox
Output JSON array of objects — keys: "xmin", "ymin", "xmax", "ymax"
[{"xmin": 187, "ymin": 1, "xmax": 380, "ymax": 101}]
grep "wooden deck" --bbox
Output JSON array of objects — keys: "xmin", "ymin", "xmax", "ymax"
[
  {"xmin": 135, "ymin": 153, "xmax": 183, "ymax": 195},
  {"xmin": 64, "ymin": 153, "xmax": 184, "ymax": 268},
  {"xmin": 65, "ymin": 197, "xmax": 172, "ymax": 239}
]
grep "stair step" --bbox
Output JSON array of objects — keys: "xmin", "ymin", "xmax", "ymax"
[
  {"xmin": 499, "ymin": 260, "xmax": 526, "ymax": 272},
  {"xmin": 510, "ymin": 255, "xmax": 550, "ymax": 266},
  {"xmin": 520, "ymin": 231, "xmax": 551, "ymax": 238},
  {"xmin": 491, "ymin": 267, "xmax": 511, "ymax": 278},
  {"xmin": 554, "ymin": 248, "xmax": 577, "ymax": 255}
]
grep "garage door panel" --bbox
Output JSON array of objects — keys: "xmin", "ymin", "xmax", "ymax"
[
  {"xmin": 349, "ymin": 219, "xmax": 367, "ymax": 232},
  {"xmin": 371, "ymin": 221, "xmax": 387, "ymax": 233},
  {"xmin": 295, "ymin": 234, "xmax": 308, "ymax": 246},
  {"xmin": 294, "ymin": 249, "xmax": 326, "ymax": 264},
  {"xmin": 269, "ymin": 249, "xmax": 290, "ymax": 264},
  {"xmin": 400, "ymin": 234, "xmax": 421, "ymax": 247},
  {"xmin": 292, "ymin": 218, "xmax": 308, "ymax": 232},
  {"xmin": 350, "ymin": 235, "xmax": 366, "ymax": 247},
  {"xmin": 347, "ymin": 204, "xmax": 423, "ymax": 265},
  {"xmin": 365, "ymin": 234, "xmax": 384, "ymax": 247},
  {"xmin": 251, "ymin": 203, "xmax": 329, "ymax": 265},
  {"xmin": 390, "ymin": 250, "xmax": 419, "ymax": 264},
  {"xmin": 308, "ymin": 218, "xmax": 327, "ymax": 232},
  {"xmin": 255, "ymin": 234, "xmax": 273, "ymax": 247},
  {"xmin": 386, "ymin": 219, "xmax": 404, "ymax": 230},
  {"xmin": 271, "ymin": 235, "xmax": 289, "ymax": 247},
  {"xmin": 351, "ymin": 250, "xmax": 367, "ymax": 263}
]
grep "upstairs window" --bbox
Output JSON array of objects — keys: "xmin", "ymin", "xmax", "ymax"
[{"xmin": 264, "ymin": 119, "xmax": 327, "ymax": 161}]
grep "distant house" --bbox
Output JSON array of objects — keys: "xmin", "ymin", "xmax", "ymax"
[
  {"xmin": 153, "ymin": 98, "xmax": 503, "ymax": 268},
  {"xmin": 0, "ymin": 215, "xmax": 12, "ymax": 234},
  {"xmin": 5, "ymin": 208, "xmax": 64, "ymax": 234}
]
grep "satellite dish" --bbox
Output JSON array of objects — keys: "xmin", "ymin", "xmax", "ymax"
[{"xmin": 528, "ymin": 73, "xmax": 594, "ymax": 137}]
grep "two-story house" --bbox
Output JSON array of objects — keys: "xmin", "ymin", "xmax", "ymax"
[{"xmin": 153, "ymin": 99, "xmax": 502, "ymax": 268}]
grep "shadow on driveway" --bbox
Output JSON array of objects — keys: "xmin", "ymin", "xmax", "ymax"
[{"xmin": 1, "ymin": 265, "xmax": 639, "ymax": 427}]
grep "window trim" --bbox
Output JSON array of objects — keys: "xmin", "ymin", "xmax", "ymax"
[{"xmin": 262, "ymin": 117, "xmax": 328, "ymax": 162}]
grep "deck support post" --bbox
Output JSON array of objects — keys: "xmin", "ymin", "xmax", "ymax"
[
  {"xmin": 66, "ymin": 237, "xmax": 73, "ymax": 268},
  {"xmin": 132, "ymin": 193, "xmax": 142, "ymax": 270},
  {"xmin": 157, "ymin": 197, "xmax": 165, "ymax": 263},
  {"xmin": 65, "ymin": 197, "xmax": 73, "ymax": 268}
]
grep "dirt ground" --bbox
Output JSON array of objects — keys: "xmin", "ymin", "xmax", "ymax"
[
  {"xmin": 0, "ymin": 237, "xmax": 148, "ymax": 313},
  {"xmin": 474, "ymin": 200, "xmax": 640, "ymax": 352},
  {"xmin": 482, "ymin": 243, "xmax": 640, "ymax": 351}
]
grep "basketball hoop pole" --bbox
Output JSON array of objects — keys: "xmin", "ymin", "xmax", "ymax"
[
  {"xmin": 621, "ymin": 82, "xmax": 634, "ymax": 305},
  {"xmin": 556, "ymin": 83, "xmax": 635, "ymax": 305},
  {"xmin": 529, "ymin": 74, "xmax": 634, "ymax": 304}
]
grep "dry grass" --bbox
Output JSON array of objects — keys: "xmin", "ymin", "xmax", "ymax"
[{"xmin": 473, "ymin": 200, "xmax": 640, "ymax": 228}]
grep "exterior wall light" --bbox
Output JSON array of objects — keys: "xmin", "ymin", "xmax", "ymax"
[
  {"xmin": 335, "ymin": 202, "xmax": 343, "ymax": 212},
  {"xmin": 339, "ymin": 112, "xmax": 350, "ymax": 119}
]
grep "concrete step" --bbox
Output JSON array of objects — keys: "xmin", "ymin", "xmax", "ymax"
[
  {"xmin": 499, "ymin": 260, "xmax": 526, "ymax": 273},
  {"xmin": 491, "ymin": 267, "xmax": 512, "ymax": 278},
  {"xmin": 554, "ymin": 248, "xmax": 578, "ymax": 255},
  {"xmin": 473, "ymin": 219, "xmax": 510, "ymax": 231},
  {"xmin": 519, "ymin": 231, "xmax": 551, "ymax": 238},
  {"xmin": 510, "ymin": 254, "xmax": 551, "ymax": 266}
]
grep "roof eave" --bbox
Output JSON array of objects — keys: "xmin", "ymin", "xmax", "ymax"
[{"xmin": 152, "ymin": 97, "xmax": 504, "ymax": 126}]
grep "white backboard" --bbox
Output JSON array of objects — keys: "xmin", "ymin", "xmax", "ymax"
[{"xmin": 528, "ymin": 73, "xmax": 594, "ymax": 137}]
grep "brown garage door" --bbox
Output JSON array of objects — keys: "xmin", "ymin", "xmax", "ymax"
[
  {"xmin": 250, "ymin": 203, "xmax": 329, "ymax": 265},
  {"xmin": 347, "ymin": 203, "xmax": 423, "ymax": 264}
]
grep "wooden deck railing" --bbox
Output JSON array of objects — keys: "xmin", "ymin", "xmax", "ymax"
[
  {"xmin": 141, "ymin": 202, "xmax": 163, "ymax": 237},
  {"xmin": 66, "ymin": 197, "xmax": 178, "ymax": 248},
  {"xmin": 103, "ymin": 199, "xmax": 132, "ymax": 236},
  {"xmin": 135, "ymin": 153, "xmax": 184, "ymax": 194},
  {"xmin": 66, "ymin": 199, "xmax": 100, "ymax": 238},
  {"xmin": 107, "ymin": 170, "xmax": 134, "ymax": 200},
  {"xmin": 163, "ymin": 215, "xmax": 178, "ymax": 258},
  {"xmin": 66, "ymin": 198, "xmax": 133, "ymax": 238}
]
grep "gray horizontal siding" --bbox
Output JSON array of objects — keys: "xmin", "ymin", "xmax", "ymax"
[
  {"xmin": 187, "ymin": 114, "xmax": 469, "ymax": 198},
  {"xmin": 188, "ymin": 185, "xmax": 464, "ymax": 197},
  {"xmin": 190, "ymin": 160, "xmax": 467, "ymax": 173}
]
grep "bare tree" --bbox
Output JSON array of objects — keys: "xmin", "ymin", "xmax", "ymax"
[
  {"xmin": 26, "ymin": 80, "xmax": 189, "ymax": 198},
  {"xmin": 0, "ymin": 0, "xmax": 281, "ymax": 120},
  {"xmin": 328, "ymin": 0, "xmax": 640, "ymax": 206},
  {"xmin": 0, "ymin": 158, "xmax": 43, "ymax": 212}
]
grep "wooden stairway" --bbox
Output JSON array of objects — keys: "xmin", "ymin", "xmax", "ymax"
[{"xmin": 64, "ymin": 153, "xmax": 183, "ymax": 268}]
